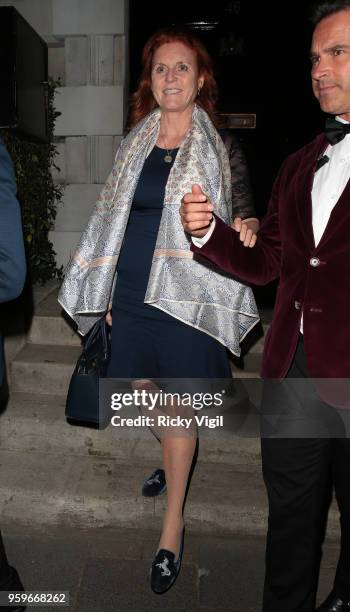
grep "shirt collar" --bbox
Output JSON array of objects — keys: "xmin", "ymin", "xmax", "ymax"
[{"xmin": 336, "ymin": 115, "xmax": 350, "ymax": 124}]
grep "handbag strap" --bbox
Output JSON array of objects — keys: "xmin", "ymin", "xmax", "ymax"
[{"xmin": 83, "ymin": 318, "xmax": 110, "ymax": 361}]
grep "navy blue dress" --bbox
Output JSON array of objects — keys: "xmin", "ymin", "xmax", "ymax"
[{"xmin": 107, "ymin": 145, "xmax": 231, "ymax": 380}]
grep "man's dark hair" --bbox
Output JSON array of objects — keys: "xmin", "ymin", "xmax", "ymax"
[{"xmin": 311, "ymin": 0, "xmax": 350, "ymax": 26}]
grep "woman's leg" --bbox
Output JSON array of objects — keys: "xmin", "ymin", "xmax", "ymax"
[
  {"xmin": 132, "ymin": 377, "xmax": 196, "ymax": 556},
  {"xmin": 150, "ymin": 318, "xmax": 231, "ymax": 555},
  {"xmin": 157, "ymin": 433, "xmax": 196, "ymax": 556}
]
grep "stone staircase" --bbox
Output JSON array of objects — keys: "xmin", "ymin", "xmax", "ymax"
[{"xmin": 0, "ymin": 285, "xmax": 340, "ymax": 539}]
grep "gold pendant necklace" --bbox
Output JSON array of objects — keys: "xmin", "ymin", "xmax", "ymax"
[
  {"xmin": 159, "ymin": 134, "xmax": 178, "ymax": 163},
  {"xmin": 159, "ymin": 129, "xmax": 187, "ymax": 163}
]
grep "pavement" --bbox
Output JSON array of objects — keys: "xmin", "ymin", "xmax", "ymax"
[{"xmin": 2, "ymin": 524, "xmax": 339, "ymax": 612}]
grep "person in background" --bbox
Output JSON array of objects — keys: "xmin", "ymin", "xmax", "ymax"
[
  {"xmin": 180, "ymin": 1, "xmax": 350, "ymax": 610},
  {"xmin": 0, "ymin": 137, "xmax": 26, "ymax": 611},
  {"xmin": 59, "ymin": 26, "xmax": 259, "ymax": 594}
]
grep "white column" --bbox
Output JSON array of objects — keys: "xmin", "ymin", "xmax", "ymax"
[{"xmin": 50, "ymin": 0, "xmax": 128, "ymax": 268}]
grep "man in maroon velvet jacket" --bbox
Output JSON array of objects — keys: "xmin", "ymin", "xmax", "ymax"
[{"xmin": 181, "ymin": 2, "xmax": 350, "ymax": 611}]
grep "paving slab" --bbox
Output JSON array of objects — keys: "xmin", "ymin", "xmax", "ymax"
[
  {"xmin": 77, "ymin": 558, "xmax": 197, "ymax": 612},
  {"xmin": 198, "ymin": 535, "xmax": 265, "ymax": 611},
  {"xmin": 3, "ymin": 531, "xmax": 86, "ymax": 612},
  {"xmin": 1, "ymin": 526, "xmax": 339, "ymax": 612}
]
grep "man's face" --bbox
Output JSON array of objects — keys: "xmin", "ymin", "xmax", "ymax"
[{"xmin": 311, "ymin": 9, "xmax": 350, "ymax": 120}]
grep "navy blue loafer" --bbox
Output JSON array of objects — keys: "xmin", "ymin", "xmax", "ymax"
[
  {"xmin": 150, "ymin": 528, "xmax": 185, "ymax": 594},
  {"xmin": 142, "ymin": 468, "xmax": 166, "ymax": 497}
]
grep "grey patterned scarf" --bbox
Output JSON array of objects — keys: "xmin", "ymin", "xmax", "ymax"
[{"xmin": 58, "ymin": 105, "xmax": 259, "ymax": 355}]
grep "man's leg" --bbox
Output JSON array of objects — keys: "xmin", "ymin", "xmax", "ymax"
[
  {"xmin": 260, "ymin": 336, "xmax": 333, "ymax": 612},
  {"xmin": 261, "ymin": 436, "xmax": 332, "ymax": 612},
  {"xmin": 332, "ymin": 437, "xmax": 350, "ymax": 602}
]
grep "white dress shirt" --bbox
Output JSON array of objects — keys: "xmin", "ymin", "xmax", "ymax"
[{"xmin": 311, "ymin": 116, "xmax": 350, "ymax": 245}]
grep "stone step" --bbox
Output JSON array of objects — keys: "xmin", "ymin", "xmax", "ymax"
[
  {"xmin": 31, "ymin": 280, "xmax": 61, "ymax": 308},
  {"xmin": 10, "ymin": 344, "xmax": 81, "ymax": 395},
  {"xmin": 10, "ymin": 342, "xmax": 264, "ymax": 395},
  {"xmin": 0, "ymin": 449, "xmax": 339, "ymax": 537},
  {"xmin": 0, "ymin": 393, "xmax": 262, "ymax": 466},
  {"xmin": 28, "ymin": 315, "xmax": 81, "ymax": 347},
  {"xmin": 28, "ymin": 313, "xmax": 81, "ymax": 347},
  {"xmin": 27, "ymin": 289, "xmax": 81, "ymax": 347},
  {"xmin": 232, "ymin": 352, "xmax": 262, "ymax": 377},
  {"xmin": 240, "ymin": 309, "xmax": 273, "ymax": 356}
]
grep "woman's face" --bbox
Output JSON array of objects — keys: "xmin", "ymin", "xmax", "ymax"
[{"xmin": 151, "ymin": 41, "xmax": 204, "ymax": 114}]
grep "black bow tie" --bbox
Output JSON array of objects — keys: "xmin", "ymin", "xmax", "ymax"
[{"xmin": 325, "ymin": 116, "xmax": 350, "ymax": 145}]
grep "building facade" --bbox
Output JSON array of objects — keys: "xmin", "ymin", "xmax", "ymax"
[{"xmin": 0, "ymin": 0, "xmax": 128, "ymax": 267}]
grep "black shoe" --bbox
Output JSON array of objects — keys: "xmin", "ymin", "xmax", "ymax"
[
  {"xmin": 316, "ymin": 592, "xmax": 350, "ymax": 611},
  {"xmin": 142, "ymin": 468, "xmax": 166, "ymax": 497},
  {"xmin": 150, "ymin": 527, "xmax": 185, "ymax": 594}
]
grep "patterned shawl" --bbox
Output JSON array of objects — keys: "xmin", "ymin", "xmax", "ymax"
[{"xmin": 58, "ymin": 105, "xmax": 259, "ymax": 356}]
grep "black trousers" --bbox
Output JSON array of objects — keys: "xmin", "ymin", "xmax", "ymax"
[
  {"xmin": 261, "ymin": 336, "xmax": 350, "ymax": 612},
  {"xmin": 0, "ymin": 531, "xmax": 11, "ymax": 586}
]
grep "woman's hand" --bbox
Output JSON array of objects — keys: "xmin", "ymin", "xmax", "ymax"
[
  {"xmin": 231, "ymin": 217, "xmax": 259, "ymax": 248},
  {"xmin": 105, "ymin": 310, "xmax": 112, "ymax": 326}
]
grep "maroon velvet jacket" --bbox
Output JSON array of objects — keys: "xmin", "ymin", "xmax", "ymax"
[{"xmin": 191, "ymin": 133, "xmax": 349, "ymax": 378}]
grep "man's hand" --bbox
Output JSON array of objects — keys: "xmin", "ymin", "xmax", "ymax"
[
  {"xmin": 180, "ymin": 184, "xmax": 214, "ymax": 238},
  {"xmin": 105, "ymin": 310, "xmax": 112, "ymax": 326},
  {"xmin": 232, "ymin": 217, "xmax": 259, "ymax": 248}
]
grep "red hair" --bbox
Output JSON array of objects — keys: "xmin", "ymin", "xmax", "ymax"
[{"xmin": 128, "ymin": 26, "xmax": 219, "ymax": 128}]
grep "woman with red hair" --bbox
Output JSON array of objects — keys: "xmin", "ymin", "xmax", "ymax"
[{"xmin": 59, "ymin": 26, "xmax": 259, "ymax": 594}]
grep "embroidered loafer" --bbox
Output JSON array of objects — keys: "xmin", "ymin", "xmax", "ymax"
[
  {"xmin": 142, "ymin": 468, "xmax": 167, "ymax": 497},
  {"xmin": 150, "ymin": 528, "xmax": 185, "ymax": 594},
  {"xmin": 316, "ymin": 592, "xmax": 350, "ymax": 611}
]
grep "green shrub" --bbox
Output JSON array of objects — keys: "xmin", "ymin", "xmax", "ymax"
[{"xmin": 0, "ymin": 79, "xmax": 64, "ymax": 284}]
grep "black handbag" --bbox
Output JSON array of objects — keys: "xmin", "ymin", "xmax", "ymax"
[{"xmin": 65, "ymin": 317, "xmax": 111, "ymax": 429}]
